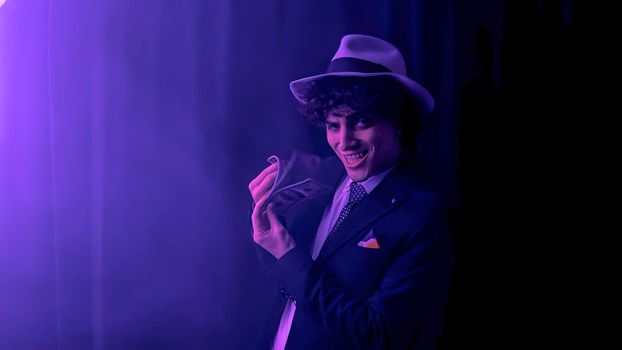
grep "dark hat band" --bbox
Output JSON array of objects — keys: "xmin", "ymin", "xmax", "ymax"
[{"xmin": 327, "ymin": 57, "xmax": 393, "ymax": 74}]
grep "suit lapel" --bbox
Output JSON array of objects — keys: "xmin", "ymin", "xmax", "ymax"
[
  {"xmin": 290, "ymin": 192, "xmax": 331, "ymax": 253},
  {"xmin": 288, "ymin": 156, "xmax": 345, "ymax": 254},
  {"xmin": 315, "ymin": 161, "xmax": 413, "ymax": 264}
]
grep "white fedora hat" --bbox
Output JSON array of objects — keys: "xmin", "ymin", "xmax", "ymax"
[{"xmin": 290, "ymin": 34, "xmax": 435, "ymax": 115}]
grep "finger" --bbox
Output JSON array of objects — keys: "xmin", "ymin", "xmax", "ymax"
[
  {"xmin": 251, "ymin": 196, "xmax": 270, "ymax": 233},
  {"xmin": 252, "ymin": 196, "xmax": 269, "ymax": 220},
  {"xmin": 249, "ymin": 163, "xmax": 277, "ymax": 192},
  {"xmin": 251, "ymin": 172, "xmax": 277, "ymax": 203},
  {"xmin": 248, "ymin": 163, "xmax": 278, "ymax": 192}
]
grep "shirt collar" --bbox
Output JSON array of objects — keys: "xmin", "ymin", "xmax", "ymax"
[{"xmin": 342, "ymin": 166, "xmax": 395, "ymax": 195}]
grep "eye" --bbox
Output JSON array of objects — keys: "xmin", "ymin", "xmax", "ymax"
[
  {"xmin": 352, "ymin": 115, "xmax": 375, "ymax": 129},
  {"xmin": 325, "ymin": 121, "xmax": 340, "ymax": 131},
  {"xmin": 355, "ymin": 117, "xmax": 370, "ymax": 125}
]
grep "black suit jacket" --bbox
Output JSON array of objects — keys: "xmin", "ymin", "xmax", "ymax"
[{"xmin": 252, "ymin": 153, "xmax": 453, "ymax": 350}]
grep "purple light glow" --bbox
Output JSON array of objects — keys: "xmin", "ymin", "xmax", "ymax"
[{"xmin": 0, "ymin": 0, "xmax": 464, "ymax": 348}]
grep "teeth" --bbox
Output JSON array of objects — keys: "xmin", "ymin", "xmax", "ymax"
[{"xmin": 344, "ymin": 151, "xmax": 366, "ymax": 164}]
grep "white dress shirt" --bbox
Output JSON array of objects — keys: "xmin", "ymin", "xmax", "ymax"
[{"xmin": 272, "ymin": 167, "xmax": 394, "ymax": 350}]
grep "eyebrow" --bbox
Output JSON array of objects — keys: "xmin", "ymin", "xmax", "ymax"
[
  {"xmin": 325, "ymin": 112, "xmax": 348, "ymax": 119},
  {"xmin": 326, "ymin": 111, "xmax": 371, "ymax": 120}
]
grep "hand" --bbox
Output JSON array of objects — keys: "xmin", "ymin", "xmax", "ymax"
[{"xmin": 248, "ymin": 163, "xmax": 296, "ymax": 259}]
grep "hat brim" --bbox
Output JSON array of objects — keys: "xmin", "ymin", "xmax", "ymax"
[{"xmin": 289, "ymin": 71, "xmax": 435, "ymax": 115}]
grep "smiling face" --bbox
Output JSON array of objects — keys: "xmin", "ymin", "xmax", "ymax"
[{"xmin": 325, "ymin": 105, "xmax": 402, "ymax": 182}]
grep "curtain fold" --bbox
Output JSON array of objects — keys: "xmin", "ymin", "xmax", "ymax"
[{"xmin": 0, "ymin": 1, "xmax": 457, "ymax": 348}]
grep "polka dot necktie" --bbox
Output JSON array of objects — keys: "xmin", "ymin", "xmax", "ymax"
[{"xmin": 325, "ymin": 182, "xmax": 368, "ymax": 242}]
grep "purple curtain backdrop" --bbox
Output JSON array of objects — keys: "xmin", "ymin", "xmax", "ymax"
[{"xmin": 0, "ymin": 0, "xmax": 508, "ymax": 349}]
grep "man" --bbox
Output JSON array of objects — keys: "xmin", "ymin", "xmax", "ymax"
[{"xmin": 248, "ymin": 34, "xmax": 453, "ymax": 349}]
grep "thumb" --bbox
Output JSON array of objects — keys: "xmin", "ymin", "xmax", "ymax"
[{"xmin": 265, "ymin": 203, "xmax": 284, "ymax": 230}]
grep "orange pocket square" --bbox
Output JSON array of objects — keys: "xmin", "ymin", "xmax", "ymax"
[{"xmin": 357, "ymin": 237, "xmax": 380, "ymax": 249}]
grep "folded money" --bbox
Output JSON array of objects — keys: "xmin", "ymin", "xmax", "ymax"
[{"xmin": 266, "ymin": 150, "xmax": 332, "ymax": 216}]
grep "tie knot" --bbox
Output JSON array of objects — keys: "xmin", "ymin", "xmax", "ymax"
[{"xmin": 348, "ymin": 182, "xmax": 367, "ymax": 205}]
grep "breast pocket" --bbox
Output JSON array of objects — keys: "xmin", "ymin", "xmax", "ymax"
[
  {"xmin": 327, "ymin": 227, "xmax": 390, "ymax": 297},
  {"xmin": 356, "ymin": 228, "xmax": 381, "ymax": 249}
]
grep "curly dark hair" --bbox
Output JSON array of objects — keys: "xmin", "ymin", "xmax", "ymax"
[{"xmin": 296, "ymin": 76, "xmax": 421, "ymax": 151}]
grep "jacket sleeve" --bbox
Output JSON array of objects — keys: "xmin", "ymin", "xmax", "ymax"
[{"xmin": 265, "ymin": 207, "xmax": 453, "ymax": 349}]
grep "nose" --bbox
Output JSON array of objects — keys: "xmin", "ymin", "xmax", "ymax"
[{"xmin": 338, "ymin": 127, "xmax": 357, "ymax": 152}]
